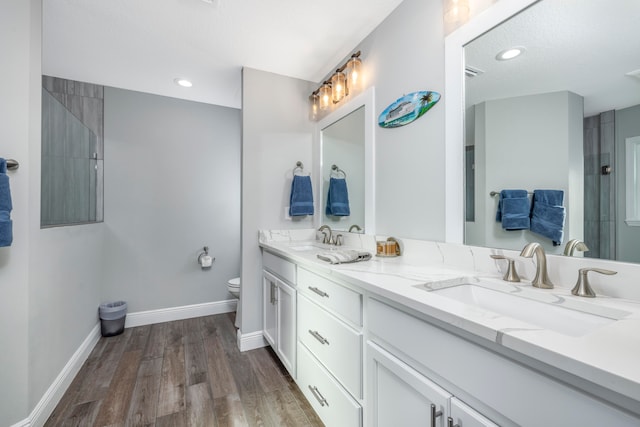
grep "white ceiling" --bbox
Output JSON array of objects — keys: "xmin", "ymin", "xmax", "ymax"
[
  {"xmin": 42, "ymin": 0, "xmax": 404, "ymax": 109},
  {"xmin": 465, "ymin": 0, "xmax": 640, "ymax": 117}
]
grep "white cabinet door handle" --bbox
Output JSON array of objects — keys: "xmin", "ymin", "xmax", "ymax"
[
  {"xmin": 270, "ymin": 281, "xmax": 277, "ymax": 304},
  {"xmin": 308, "ymin": 385, "xmax": 328, "ymax": 407},
  {"xmin": 308, "ymin": 329, "xmax": 330, "ymax": 345},
  {"xmin": 447, "ymin": 417, "xmax": 460, "ymax": 427},
  {"xmin": 308, "ymin": 286, "xmax": 329, "ymax": 298},
  {"xmin": 431, "ymin": 404, "xmax": 443, "ymax": 427}
]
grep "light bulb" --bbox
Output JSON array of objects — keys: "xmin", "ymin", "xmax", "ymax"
[
  {"xmin": 309, "ymin": 94, "xmax": 319, "ymax": 120},
  {"xmin": 346, "ymin": 56, "xmax": 362, "ymax": 91},
  {"xmin": 331, "ymin": 71, "xmax": 346, "ymax": 103},
  {"xmin": 319, "ymin": 83, "xmax": 332, "ymax": 110}
]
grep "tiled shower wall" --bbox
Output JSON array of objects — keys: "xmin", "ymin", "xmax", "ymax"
[
  {"xmin": 41, "ymin": 76, "xmax": 104, "ymax": 226},
  {"xmin": 583, "ymin": 110, "xmax": 615, "ymax": 259}
]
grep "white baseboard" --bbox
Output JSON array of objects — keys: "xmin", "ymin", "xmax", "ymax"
[
  {"xmin": 27, "ymin": 323, "xmax": 101, "ymax": 427},
  {"xmin": 10, "ymin": 418, "xmax": 30, "ymax": 427},
  {"xmin": 24, "ymin": 299, "xmax": 237, "ymax": 427},
  {"xmin": 237, "ymin": 329, "xmax": 268, "ymax": 352},
  {"xmin": 125, "ymin": 299, "xmax": 237, "ymax": 328}
]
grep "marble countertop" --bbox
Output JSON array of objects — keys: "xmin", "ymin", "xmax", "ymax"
[{"xmin": 259, "ymin": 237, "xmax": 640, "ymax": 406}]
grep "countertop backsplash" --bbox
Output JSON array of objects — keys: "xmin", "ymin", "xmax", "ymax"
[{"xmin": 259, "ymin": 228, "xmax": 640, "ymax": 302}]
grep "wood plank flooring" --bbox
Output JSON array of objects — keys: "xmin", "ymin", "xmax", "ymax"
[{"xmin": 45, "ymin": 312, "xmax": 324, "ymax": 427}]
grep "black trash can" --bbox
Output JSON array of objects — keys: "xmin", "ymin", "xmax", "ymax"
[{"xmin": 99, "ymin": 301, "xmax": 127, "ymax": 337}]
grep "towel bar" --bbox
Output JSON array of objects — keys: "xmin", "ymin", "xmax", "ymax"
[{"xmin": 490, "ymin": 190, "xmax": 532, "ymax": 197}]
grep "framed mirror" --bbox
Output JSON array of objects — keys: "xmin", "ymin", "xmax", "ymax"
[
  {"xmin": 317, "ymin": 87, "xmax": 375, "ymax": 233},
  {"xmin": 446, "ymin": 0, "xmax": 640, "ymax": 262}
]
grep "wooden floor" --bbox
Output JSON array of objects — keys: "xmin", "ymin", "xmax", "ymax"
[{"xmin": 45, "ymin": 312, "xmax": 324, "ymax": 427}]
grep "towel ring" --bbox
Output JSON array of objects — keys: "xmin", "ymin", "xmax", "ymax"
[{"xmin": 331, "ymin": 164, "xmax": 347, "ymax": 178}]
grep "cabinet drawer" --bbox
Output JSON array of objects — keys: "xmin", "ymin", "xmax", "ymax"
[
  {"xmin": 299, "ymin": 294, "xmax": 362, "ymax": 399},
  {"xmin": 298, "ymin": 268, "xmax": 362, "ymax": 327},
  {"xmin": 297, "ymin": 342, "xmax": 361, "ymax": 427},
  {"xmin": 263, "ymin": 251, "xmax": 296, "ymax": 284}
]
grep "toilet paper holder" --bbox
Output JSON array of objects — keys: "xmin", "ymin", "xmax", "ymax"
[{"xmin": 197, "ymin": 246, "xmax": 215, "ymax": 269}]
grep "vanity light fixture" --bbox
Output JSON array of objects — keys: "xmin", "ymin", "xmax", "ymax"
[
  {"xmin": 309, "ymin": 51, "xmax": 363, "ymax": 119},
  {"xmin": 174, "ymin": 78, "xmax": 193, "ymax": 88},
  {"xmin": 444, "ymin": 0, "xmax": 470, "ymax": 33},
  {"xmin": 309, "ymin": 93, "xmax": 320, "ymax": 120},
  {"xmin": 345, "ymin": 53, "xmax": 362, "ymax": 89},
  {"xmin": 318, "ymin": 82, "xmax": 332, "ymax": 111},
  {"xmin": 331, "ymin": 70, "xmax": 346, "ymax": 103},
  {"xmin": 496, "ymin": 47, "xmax": 525, "ymax": 61}
]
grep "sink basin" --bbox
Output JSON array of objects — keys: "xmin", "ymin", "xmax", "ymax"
[
  {"xmin": 289, "ymin": 245, "xmax": 320, "ymax": 251},
  {"xmin": 287, "ymin": 243, "xmax": 324, "ymax": 252},
  {"xmin": 425, "ymin": 283, "xmax": 630, "ymax": 337}
]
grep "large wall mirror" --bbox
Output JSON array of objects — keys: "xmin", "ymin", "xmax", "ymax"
[
  {"xmin": 446, "ymin": 0, "xmax": 640, "ymax": 263},
  {"xmin": 317, "ymin": 87, "xmax": 375, "ymax": 234}
]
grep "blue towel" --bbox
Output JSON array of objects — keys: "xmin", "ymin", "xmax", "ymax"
[
  {"xmin": 289, "ymin": 175, "xmax": 314, "ymax": 216},
  {"xmin": 325, "ymin": 177, "xmax": 350, "ymax": 216},
  {"xmin": 0, "ymin": 159, "xmax": 13, "ymax": 247},
  {"xmin": 496, "ymin": 189, "xmax": 530, "ymax": 230},
  {"xmin": 530, "ymin": 190, "xmax": 565, "ymax": 246}
]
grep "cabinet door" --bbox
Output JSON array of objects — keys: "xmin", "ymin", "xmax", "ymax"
[
  {"xmin": 262, "ymin": 271, "xmax": 277, "ymax": 347},
  {"xmin": 367, "ymin": 342, "xmax": 451, "ymax": 427},
  {"xmin": 276, "ymin": 280, "xmax": 296, "ymax": 377},
  {"xmin": 449, "ymin": 398, "xmax": 499, "ymax": 427}
]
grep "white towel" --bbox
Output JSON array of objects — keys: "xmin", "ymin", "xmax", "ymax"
[{"xmin": 317, "ymin": 250, "xmax": 372, "ymax": 264}]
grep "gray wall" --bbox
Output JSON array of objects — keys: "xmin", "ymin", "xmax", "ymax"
[
  {"xmin": 0, "ymin": 0, "xmax": 34, "ymax": 423},
  {"xmin": 103, "ymin": 87, "xmax": 241, "ymax": 311},
  {"xmin": 353, "ymin": 0, "xmax": 446, "ymax": 240},
  {"xmin": 241, "ymin": 67, "xmax": 316, "ymax": 335},
  {"xmin": 0, "ymin": 0, "xmax": 104, "ymax": 422},
  {"xmin": 616, "ymin": 104, "xmax": 640, "ymax": 263}
]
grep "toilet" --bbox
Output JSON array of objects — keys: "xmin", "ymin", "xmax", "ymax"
[{"xmin": 227, "ymin": 277, "xmax": 240, "ymax": 298}]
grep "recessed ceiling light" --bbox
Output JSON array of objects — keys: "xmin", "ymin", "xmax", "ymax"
[
  {"xmin": 496, "ymin": 47, "xmax": 525, "ymax": 61},
  {"xmin": 174, "ymin": 78, "xmax": 193, "ymax": 88}
]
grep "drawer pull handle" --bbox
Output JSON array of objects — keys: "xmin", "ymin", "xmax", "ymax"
[
  {"xmin": 308, "ymin": 329, "xmax": 330, "ymax": 345},
  {"xmin": 308, "ymin": 385, "xmax": 328, "ymax": 407},
  {"xmin": 430, "ymin": 404, "xmax": 443, "ymax": 427},
  {"xmin": 308, "ymin": 286, "xmax": 329, "ymax": 298},
  {"xmin": 447, "ymin": 417, "xmax": 460, "ymax": 427}
]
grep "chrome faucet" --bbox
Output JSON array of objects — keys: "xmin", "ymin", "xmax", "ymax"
[
  {"xmin": 564, "ymin": 239, "xmax": 589, "ymax": 256},
  {"xmin": 348, "ymin": 224, "xmax": 362, "ymax": 233},
  {"xmin": 520, "ymin": 242, "xmax": 554, "ymax": 289},
  {"xmin": 318, "ymin": 225, "xmax": 332, "ymax": 245}
]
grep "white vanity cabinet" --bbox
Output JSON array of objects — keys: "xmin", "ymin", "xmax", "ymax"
[
  {"xmin": 367, "ymin": 341, "xmax": 497, "ymax": 427},
  {"xmin": 296, "ymin": 267, "xmax": 364, "ymax": 426},
  {"xmin": 367, "ymin": 297, "xmax": 640, "ymax": 427},
  {"xmin": 259, "ymin": 241, "xmax": 640, "ymax": 427},
  {"xmin": 367, "ymin": 342, "xmax": 452, "ymax": 427},
  {"xmin": 262, "ymin": 252, "xmax": 297, "ymax": 377},
  {"xmin": 450, "ymin": 398, "xmax": 500, "ymax": 427}
]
